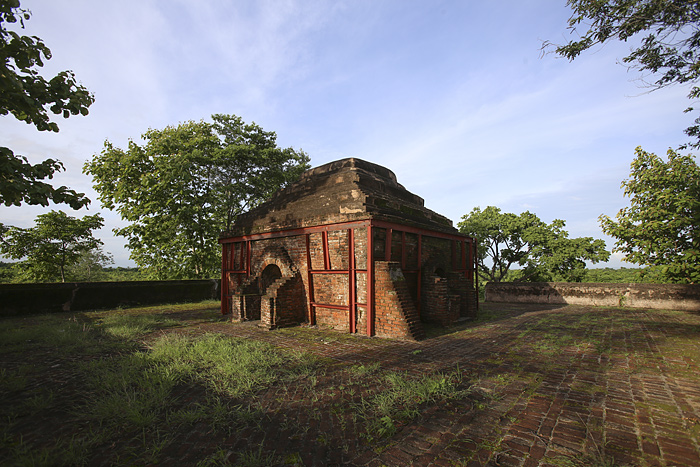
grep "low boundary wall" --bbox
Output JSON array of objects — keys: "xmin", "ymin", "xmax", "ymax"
[
  {"xmin": 0, "ymin": 280, "xmax": 221, "ymax": 316},
  {"xmin": 485, "ymin": 282, "xmax": 700, "ymax": 312}
]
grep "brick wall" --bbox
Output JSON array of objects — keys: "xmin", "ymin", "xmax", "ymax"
[
  {"xmin": 0, "ymin": 280, "xmax": 220, "ymax": 316},
  {"xmin": 374, "ymin": 261, "xmax": 425, "ymax": 340},
  {"xmin": 224, "ymin": 226, "xmax": 476, "ymax": 338},
  {"xmin": 485, "ymin": 282, "xmax": 700, "ymax": 311},
  {"xmin": 421, "ymin": 271, "xmax": 458, "ymax": 325}
]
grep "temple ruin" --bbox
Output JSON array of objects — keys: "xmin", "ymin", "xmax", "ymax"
[{"xmin": 218, "ymin": 158, "xmax": 478, "ymax": 340}]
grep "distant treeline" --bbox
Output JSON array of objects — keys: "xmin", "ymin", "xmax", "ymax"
[
  {"xmin": 1, "ymin": 261, "xmax": 667, "ymax": 285},
  {"xmin": 0, "ymin": 262, "xmax": 147, "ymax": 283},
  {"xmin": 503, "ymin": 267, "xmax": 668, "ymax": 284}
]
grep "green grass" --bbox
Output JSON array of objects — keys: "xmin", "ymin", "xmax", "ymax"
[
  {"xmin": 3, "ymin": 301, "xmax": 696, "ymax": 465},
  {"xmin": 97, "ymin": 313, "xmax": 181, "ymax": 339},
  {"xmin": 77, "ymin": 333, "xmax": 319, "ymax": 434},
  {"xmin": 0, "ymin": 303, "xmax": 321, "ymax": 465},
  {"xmin": 357, "ymin": 368, "xmax": 471, "ymax": 439}
]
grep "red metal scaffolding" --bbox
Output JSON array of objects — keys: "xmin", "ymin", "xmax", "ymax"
[{"xmin": 219, "ymin": 219, "xmax": 477, "ymax": 337}]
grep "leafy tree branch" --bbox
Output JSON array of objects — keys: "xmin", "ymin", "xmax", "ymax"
[
  {"xmin": 545, "ymin": 0, "xmax": 700, "ymax": 148},
  {"xmin": 0, "ymin": 0, "xmax": 93, "ymax": 208}
]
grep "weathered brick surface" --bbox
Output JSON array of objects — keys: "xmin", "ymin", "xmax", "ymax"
[
  {"xmin": 220, "ymin": 158, "xmax": 477, "ymax": 340},
  {"xmin": 374, "ymin": 261, "xmax": 425, "ymax": 340},
  {"xmin": 149, "ymin": 298, "xmax": 700, "ymax": 467}
]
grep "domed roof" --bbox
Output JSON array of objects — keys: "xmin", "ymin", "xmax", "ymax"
[{"xmin": 221, "ymin": 158, "xmax": 457, "ymax": 237}]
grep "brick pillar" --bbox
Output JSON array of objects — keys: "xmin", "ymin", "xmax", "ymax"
[{"xmin": 373, "ymin": 261, "xmax": 425, "ymax": 340}]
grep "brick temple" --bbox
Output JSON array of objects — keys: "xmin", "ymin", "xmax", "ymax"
[{"xmin": 218, "ymin": 158, "xmax": 478, "ymax": 340}]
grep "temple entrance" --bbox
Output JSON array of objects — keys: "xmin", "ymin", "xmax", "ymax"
[{"xmin": 261, "ymin": 264, "xmax": 282, "ymax": 294}]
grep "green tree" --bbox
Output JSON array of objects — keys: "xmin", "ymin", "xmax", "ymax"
[
  {"xmin": 0, "ymin": 211, "xmax": 105, "ymax": 282},
  {"xmin": 0, "ymin": 261, "xmax": 16, "ymax": 282},
  {"xmin": 84, "ymin": 114, "xmax": 310, "ymax": 279},
  {"xmin": 458, "ymin": 206, "xmax": 610, "ymax": 283},
  {"xmin": 600, "ymin": 146, "xmax": 700, "ymax": 283},
  {"xmin": 546, "ymin": 0, "xmax": 700, "ymax": 147},
  {"xmin": 0, "ymin": 0, "xmax": 93, "ymax": 208},
  {"xmin": 65, "ymin": 245, "xmax": 114, "ymax": 282}
]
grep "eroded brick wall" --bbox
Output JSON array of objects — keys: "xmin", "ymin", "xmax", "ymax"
[
  {"xmin": 224, "ymin": 226, "xmax": 476, "ymax": 336},
  {"xmin": 485, "ymin": 282, "xmax": 700, "ymax": 311},
  {"xmin": 226, "ymin": 227, "xmax": 370, "ymax": 332},
  {"xmin": 374, "ymin": 261, "xmax": 424, "ymax": 340},
  {"xmin": 421, "ymin": 272, "xmax": 458, "ymax": 326}
]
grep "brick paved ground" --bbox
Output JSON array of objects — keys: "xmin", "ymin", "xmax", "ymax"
[{"xmin": 2, "ymin": 302, "xmax": 700, "ymax": 466}]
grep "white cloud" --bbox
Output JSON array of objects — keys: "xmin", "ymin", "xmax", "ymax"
[{"xmin": 2, "ymin": 0, "xmax": 694, "ymax": 269}]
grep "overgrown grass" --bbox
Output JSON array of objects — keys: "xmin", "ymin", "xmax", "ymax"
[
  {"xmin": 0, "ymin": 304, "xmax": 321, "ymax": 465},
  {"xmin": 0, "ymin": 315, "xmax": 114, "ymax": 355},
  {"xmin": 357, "ymin": 367, "xmax": 471, "ymax": 439},
  {"xmin": 97, "ymin": 313, "xmax": 181, "ymax": 339},
  {"xmin": 78, "ymin": 333, "xmax": 319, "ymax": 435}
]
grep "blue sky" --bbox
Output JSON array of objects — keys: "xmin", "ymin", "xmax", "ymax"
[{"xmin": 1, "ymin": 0, "xmax": 694, "ymax": 268}]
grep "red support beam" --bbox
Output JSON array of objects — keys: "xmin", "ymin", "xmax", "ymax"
[
  {"xmin": 366, "ymin": 223, "xmax": 374, "ymax": 336},
  {"xmin": 370, "ymin": 219, "xmax": 471, "ymax": 242},
  {"xmin": 322, "ymin": 231, "xmax": 331, "ymax": 270},
  {"xmin": 385, "ymin": 227, "xmax": 392, "ymax": 261},
  {"xmin": 308, "ymin": 269, "xmax": 350, "ymax": 274},
  {"xmin": 246, "ymin": 241, "xmax": 251, "ymax": 277},
  {"xmin": 348, "ymin": 228, "xmax": 356, "ymax": 334},
  {"xmin": 417, "ymin": 234, "xmax": 422, "ymax": 315},
  {"xmin": 220, "ymin": 244, "xmax": 227, "ymax": 315},
  {"xmin": 461, "ymin": 240, "xmax": 467, "ymax": 274},
  {"xmin": 305, "ymin": 234, "xmax": 316, "ymax": 325},
  {"xmin": 401, "ymin": 231, "xmax": 407, "ymax": 269},
  {"xmin": 219, "ymin": 220, "xmax": 372, "ymax": 243}
]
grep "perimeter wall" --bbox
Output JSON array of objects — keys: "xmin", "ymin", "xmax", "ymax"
[
  {"xmin": 0, "ymin": 280, "xmax": 221, "ymax": 317},
  {"xmin": 485, "ymin": 282, "xmax": 700, "ymax": 312}
]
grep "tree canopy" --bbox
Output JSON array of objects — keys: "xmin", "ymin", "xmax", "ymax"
[
  {"xmin": 84, "ymin": 114, "xmax": 310, "ymax": 279},
  {"xmin": 547, "ymin": 0, "xmax": 700, "ymax": 147},
  {"xmin": 0, "ymin": 211, "xmax": 104, "ymax": 283},
  {"xmin": 458, "ymin": 206, "xmax": 610, "ymax": 283},
  {"xmin": 0, "ymin": 0, "xmax": 93, "ymax": 209},
  {"xmin": 65, "ymin": 246, "xmax": 113, "ymax": 282},
  {"xmin": 600, "ymin": 146, "xmax": 700, "ymax": 283}
]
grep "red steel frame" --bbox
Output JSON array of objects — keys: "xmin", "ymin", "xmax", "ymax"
[{"xmin": 219, "ymin": 219, "xmax": 477, "ymax": 336}]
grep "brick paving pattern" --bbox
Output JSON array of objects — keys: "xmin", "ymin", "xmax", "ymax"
[
  {"xmin": 2, "ymin": 302, "xmax": 700, "ymax": 466},
  {"xmin": 150, "ymin": 303, "xmax": 700, "ymax": 466}
]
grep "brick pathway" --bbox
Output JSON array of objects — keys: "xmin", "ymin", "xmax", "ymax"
[
  {"xmin": 2, "ymin": 303, "xmax": 699, "ymax": 466},
  {"xmin": 180, "ymin": 303, "xmax": 700, "ymax": 466}
]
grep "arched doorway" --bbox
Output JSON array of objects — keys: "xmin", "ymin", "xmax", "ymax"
[{"xmin": 260, "ymin": 264, "xmax": 282, "ymax": 294}]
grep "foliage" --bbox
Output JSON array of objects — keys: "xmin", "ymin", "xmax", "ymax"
[
  {"xmin": 0, "ymin": 210, "xmax": 104, "ymax": 282},
  {"xmin": 600, "ymin": 146, "xmax": 700, "ymax": 283},
  {"xmin": 579, "ymin": 267, "xmax": 643, "ymax": 283},
  {"xmin": 84, "ymin": 114, "xmax": 310, "ymax": 279},
  {"xmin": 65, "ymin": 245, "xmax": 114, "ymax": 282},
  {"xmin": 0, "ymin": 262, "xmax": 146, "ymax": 283},
  {"xmin": 0, "ymin": 260, "xmax": 15, "ymax": 282},
  {"xmin": 546, "ymin": 0, "xmax": 700, "ymax": 148},
  {"xmin": 0, "ymin": 0, "xmax": 93, "ymax": 208},
  {"xmin": 100, "ymin": 266, "xmax": 144, "ymax": 282},
  {"xmin": 459, "ymin": 206, "xmax": 610, "ymax": 283}
]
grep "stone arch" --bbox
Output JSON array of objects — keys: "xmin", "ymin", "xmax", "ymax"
[
  {"xmin": 253, "ymin": 245, "xmax": 297, "ymax": 279},
  {"xmin": 251, "ymin": 244, "xmax": 306, "ymax": 330}
]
